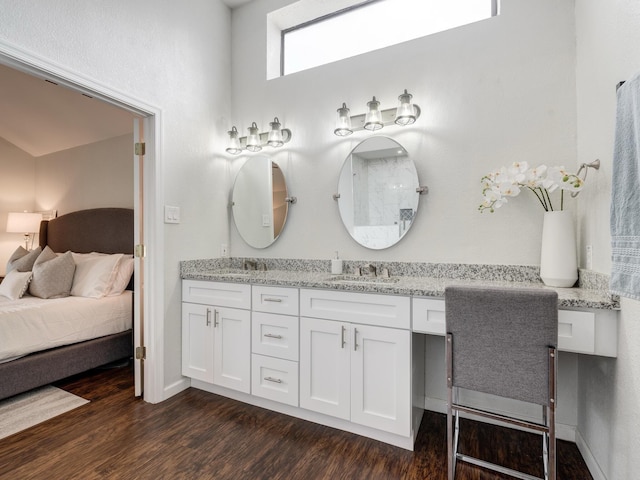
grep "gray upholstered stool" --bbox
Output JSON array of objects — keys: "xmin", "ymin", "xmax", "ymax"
[{"xmin": 445, "ymin": 285, "xmax": 558, "ymax": 480}]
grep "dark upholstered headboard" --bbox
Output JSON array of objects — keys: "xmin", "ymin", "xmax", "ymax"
[{"xmin": 39, "ymin": 208, "xmax": 134, "ymax": 255}]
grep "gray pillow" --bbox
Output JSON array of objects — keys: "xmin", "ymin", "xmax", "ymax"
[
  {"xmin": 29, "ymin": 247, "xmax": 76, "ymax": 299},
  {"xmin": 6, "ymin": 246, "xmax": 42, "ymax": 273}
]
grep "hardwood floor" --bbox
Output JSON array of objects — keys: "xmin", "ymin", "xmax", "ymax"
[{"xmin": 0, "ymin": 364, "xmax": 592, "ymax": 479}]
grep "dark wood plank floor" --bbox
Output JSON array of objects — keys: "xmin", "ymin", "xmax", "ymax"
[{"xmin": 0, "ymin": 364, "xmax": 592, "ymax": 479}]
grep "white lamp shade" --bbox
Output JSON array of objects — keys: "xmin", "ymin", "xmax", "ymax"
[{"xmin": 6, "ymin": 212, "xmax": 43, "ymax": 234}]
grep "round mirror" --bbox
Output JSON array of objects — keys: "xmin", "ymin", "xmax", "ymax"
[
  {"xmin": 337, "ymin": 136, "xmax": 420, "ymax": 249},
  {"xmin": 232, "ymin": 156, "xmax": 290, "ymax": 249}
]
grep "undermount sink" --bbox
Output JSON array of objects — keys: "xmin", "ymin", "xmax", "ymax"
[{"xmin": 326, "ymin": 274, "xmax": 400, "ymax": 285}]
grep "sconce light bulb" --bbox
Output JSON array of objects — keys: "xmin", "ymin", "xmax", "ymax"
[
  {"xmin": 364, "ymin": 96, "xmax": 383, "ymax": 131},
  {"xmin": 334, "ymin": 103, "xmax": 353, "ymax": 136},
  {"xmin": 225, "ymin": 126, "xmax": 242, "ymax": 155},
  {"xmin": 395, "ymin": 89, "xmax": 417, "ymax": 126},
  {"xmin": 246, "ymin": 122, "xmax": 262, "ymax": 152},
  {"xmin": 267, "ymin": 117, "xmax": 285, "ymax": 147}
]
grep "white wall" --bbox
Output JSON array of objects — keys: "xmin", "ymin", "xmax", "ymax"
[
  {"xmin": 1, "ymin": 134, "xmax": 133, "ymax": 275},
  {"xmin": 0, "ymin": 137, "xmax": 36, "ymax": 275},
  {"xmin": 0, "ymin": 0, "xmax": 232, "ymax": 393},
  {"xmin": 35, "ymin": 134, "xmax": 134, "ymax": 215},
  {"xmin": 575, "ymin": 1, "xmax": 640, "ymax": 479},
  {"xmin": 229, "ymin": 0, "xmax": 578, "ymax": 264}
]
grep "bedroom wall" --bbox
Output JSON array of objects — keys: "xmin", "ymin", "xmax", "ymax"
[
  {"xmin": 0, "ymin": 0, "xmax": 231, "ymax": 395},
  {"xmin": 575, "ymin": 1, "xmax": 640, "ymax": 479},
  {"xmin": 34, "ymin": 133, "xmax": 134, "ymax": 215},
  {"xmin": 0, "ymin": 137, "xmax": 36, "ymax": 276},
  {"xmin": 228, "ymin": 0, "xmax": 578, "ymax": 265}
]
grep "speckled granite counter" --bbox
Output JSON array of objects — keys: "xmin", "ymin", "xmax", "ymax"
[{"xmin": 180, "ymin": 258, "xmax": 619, "ymax": 311}]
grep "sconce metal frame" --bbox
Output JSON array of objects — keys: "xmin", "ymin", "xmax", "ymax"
[
  {"xmin": 226, "ymin": 117, "xmax": 292, "ymax": 155},
  {"xmin": 334, "ymin": 89, "xmax": 421, "ymax": 136}
]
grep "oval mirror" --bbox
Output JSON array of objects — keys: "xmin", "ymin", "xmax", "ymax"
[
  {"xmin": 232, "ymin": 156, "xmax": 290, "ymax": 249},
  {"xmin": 337, "ymin": 136, "xmax": 420, "ymax": 249}
]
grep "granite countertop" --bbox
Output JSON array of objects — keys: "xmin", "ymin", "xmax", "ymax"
[{"xmin": 180, "ymin": 258, "xmax": 619, "ymax": 311}]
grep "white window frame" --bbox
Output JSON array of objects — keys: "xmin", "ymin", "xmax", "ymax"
[{"xmin": 271, "ymin": 0, "xmax": 499, "ymax": 78}]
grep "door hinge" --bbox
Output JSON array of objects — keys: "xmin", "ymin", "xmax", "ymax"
[
  {"xmin": 135, "ymin": 142, "xmax": 146, "ymax": 156},
  {"xmin": 135, "ymin": 346, "xmax": 146, "ymax": 360},
  {"xmin": 135, "ymin": 244, "xmax": 146, "ymax": 258}
]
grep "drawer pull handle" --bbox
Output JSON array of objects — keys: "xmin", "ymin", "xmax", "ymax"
[
  {"xmin": 341, "ymin": 325, "xmax": 346, "ymax": 349},
  {"xmin": 264, "ymin": 333, "xmax": 283, "ymax": 339},
  {"xmin": 263, "ymin": 297, "xmax": 282, "ymax": 303},
  {"xmin": 264, "ymin": 377, "xmax": 282, "ymax": 384},
  {"xmin": 354, "ymin": 327, "xmax": 359, "ymax": 351},
  {"xmin": 214, "ymin": 309, "xmax": 220, "ymax": 328},
  {"xmin": 206, "ymin": 308, "xmax": 212, "ymax": 326}
]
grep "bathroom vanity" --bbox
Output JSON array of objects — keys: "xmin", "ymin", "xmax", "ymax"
[{"xmin": 180, "ymin": 260, "xmax": 618, "ymax": 450}]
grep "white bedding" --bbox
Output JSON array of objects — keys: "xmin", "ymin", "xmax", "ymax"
[{"xmin": 0, "ymin": 291, "xmax": 132, "ymax": 363}]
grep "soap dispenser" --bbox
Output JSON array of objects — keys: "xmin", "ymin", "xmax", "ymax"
[{"xmin": 331, "ymin": 251, "xmax": 343, "ymax": 275}]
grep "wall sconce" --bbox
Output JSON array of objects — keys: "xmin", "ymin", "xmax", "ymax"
[
  {"xmin": 225, "ymin": 117, "xmax": 292, "ymax": 155},
  {"xmin": 6, "ymin": 211, "xmax": 43, "ymax": 250},
  {"xmin": 333, "ymin": 89, "xmax": 421, "ymax": 136}
]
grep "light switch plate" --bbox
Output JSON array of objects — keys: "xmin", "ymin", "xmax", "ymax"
[{"xmin": 164, "ymin": 205, "xmax": 180, "ymax": 224}]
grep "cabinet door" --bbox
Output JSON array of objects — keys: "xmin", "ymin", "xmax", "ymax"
[
  {"xmin": 213, "ymin": 306, "xmax": 251, "ymax": 393},
  {"xmin": 299, "ymin": 317, "xmax": 350, "ymax": 420},
  {"xmin": 182, "ymin": 303, "xmax": 214, "ymax": 383},
  {"xmin": 350, "ymin": 325, "xmax": 411, "ymax": 437}
]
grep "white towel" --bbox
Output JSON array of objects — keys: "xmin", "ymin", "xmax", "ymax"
[{"xmin": 611, "ymin": 72, "xmax": 640, "ymax": 300}]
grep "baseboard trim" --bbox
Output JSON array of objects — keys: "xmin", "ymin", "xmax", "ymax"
[
  {"xmin": 575, "ymin": 429, "xmax": 607, "ymax": 480},
  {"xmin": 162, "ymin": 377, "xmax": 191, "ymax": 402}
]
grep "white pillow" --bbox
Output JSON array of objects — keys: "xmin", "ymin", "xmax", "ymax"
[
  {"xmin": 107, "ymin": 256, "xmax": 134, "ymax": 296},
  {"xmin": 0, "ymin": 270, "xmax": 33, "ymax": 299},
  {"xmin": 71, "ymin": 252, "xmax": 124, "ymax": 298}
]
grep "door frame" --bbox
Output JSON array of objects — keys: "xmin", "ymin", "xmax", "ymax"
[{"xmin": 0, "ymin": 41, "xmax": 165, "ymax": 403}]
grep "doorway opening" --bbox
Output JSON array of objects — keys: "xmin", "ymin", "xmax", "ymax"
[{"xmin": 0, "ymin": 43, "xmax": 164, "ymax": 403}]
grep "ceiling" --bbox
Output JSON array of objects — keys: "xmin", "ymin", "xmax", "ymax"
[
  {"xmin": 222, "ymin": 0, "xmax": 254, "ymax": 8},
  {"xmin": 0, "ymin": 63, "xmax": 136, "ymax": 158},
  {"xmin": 0, "ymin": 1, "xmax": 257, "ymax": 158}
]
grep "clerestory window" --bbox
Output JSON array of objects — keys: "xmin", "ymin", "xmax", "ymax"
[{"xmin": 280, "ymin": 0, "xmax": 499, "ymax": 76}]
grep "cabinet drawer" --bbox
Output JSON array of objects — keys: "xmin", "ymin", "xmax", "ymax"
[
  {"xmin": 252, "ymin": 286, "xmax": 299, "ymax": 315},
  {"xmin": 412, "ymin": 298, "xmax": 445, "ymax": 335},
  {"xmin": 182, "ymin": 280, "xmax": 251, "ymax": 309},
  {"xmin": 300, "ymin": 289, "xmax": 410, "ymax": 329},
  {"xmin": 251, "ymin": 354, "xmax": 299, "ymax": 407},
  {"xmin": 558, "ymin": 310, "xmax": 595, "ymax": 354},
  {"xmin": 252, "ymin": 311, "xmax": 299, "ymax": 361}
]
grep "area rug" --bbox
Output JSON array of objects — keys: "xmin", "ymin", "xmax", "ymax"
[{"xmin": 0, "ymin": 386, "xmax": 89, "ymax": 440}]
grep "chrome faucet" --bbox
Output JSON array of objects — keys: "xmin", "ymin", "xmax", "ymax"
[
  {"xmin": 364, "ymin": 264, "xmax": 377, "ymax": 276},
  {"xmin": 243, "ymin": 260, "xmax": 257, "ymax": 271}
]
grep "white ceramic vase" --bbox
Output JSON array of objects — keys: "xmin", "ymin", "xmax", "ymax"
[{"xmin": 540, "ymin": 210, "xmax": 578, "ymax": 287}]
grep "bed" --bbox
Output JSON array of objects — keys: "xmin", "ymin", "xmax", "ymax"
[{"xmin": 0, "ymin": 208, "xmax": 134, "ymax": 400}]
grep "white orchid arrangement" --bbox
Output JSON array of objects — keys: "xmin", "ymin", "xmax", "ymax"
[{"xmin": 479, "ymin": 162, "xmax": 584, "ymax": 213}]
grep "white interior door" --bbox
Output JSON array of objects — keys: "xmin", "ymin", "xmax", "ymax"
[{"xmin": 133, "ymin": 117, "xmax": 145, "ymax": 397}]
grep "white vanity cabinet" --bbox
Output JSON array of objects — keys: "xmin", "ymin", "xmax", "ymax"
[
  {"xmin": 412, "ymin": 297, "xmax": 619, "ymax": 357},
  {"xmin": 251, "ymin": 286, "xmax": 299, "ymax": 407},
  {"xmin": 299, "ymin": 289, "xmax": 412, "ymax": 437},
  {"xmin": 182, "ymin": 280, "xmax": 251, "ymax": 393}
]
